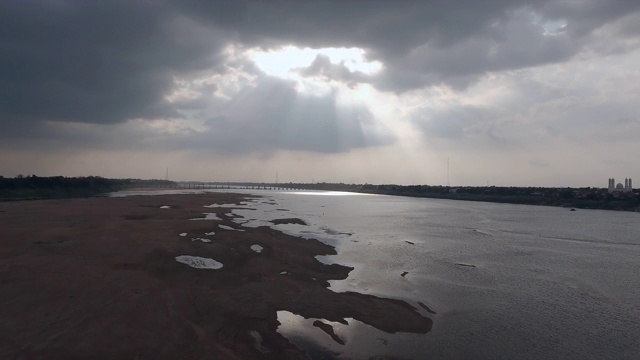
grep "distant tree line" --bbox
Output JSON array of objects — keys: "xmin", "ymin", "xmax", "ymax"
[{"xmin": 0, "ymin": 175, "xmax": 175, "ymax": 201}]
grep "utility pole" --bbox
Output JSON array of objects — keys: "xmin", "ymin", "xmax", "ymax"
[
  {"xmin": 166, "ymin": 167, "xmax": 169, "ymax": 181},
  {"xmin": 447, "ymin": 157, "xmax": 450, "ymax": 186}
]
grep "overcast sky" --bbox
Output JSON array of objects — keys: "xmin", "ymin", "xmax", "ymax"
[{"xmin": 2, "ymin": 0, "xmax": 639, "ymax": 186}]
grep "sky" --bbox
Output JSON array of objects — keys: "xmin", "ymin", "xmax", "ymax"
[{"xmin": 2, "ymin": 0, "xmax": 640, "ymax": 187}]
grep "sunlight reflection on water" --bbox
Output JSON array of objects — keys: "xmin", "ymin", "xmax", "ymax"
[{"xmin": 286, "ymin": 191, "xmax": 373, "ymax": 196}]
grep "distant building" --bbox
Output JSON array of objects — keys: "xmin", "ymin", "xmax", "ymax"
[{"xmin": 608, "ymin": 178, "xmax": 633, "ymax": 193}]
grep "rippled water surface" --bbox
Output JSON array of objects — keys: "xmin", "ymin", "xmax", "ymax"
[{"xmin": 114, "ymin": 189, "xmax": 640, "ymax": 359}]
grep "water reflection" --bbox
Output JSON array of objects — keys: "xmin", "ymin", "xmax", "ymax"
[
  {"xmin": 277, "ymin": 311, "xmax": 435, "ymax": 360},
  {"xmin": 286, "ymin": 191, "xmax": 373, "ymax": 196}
]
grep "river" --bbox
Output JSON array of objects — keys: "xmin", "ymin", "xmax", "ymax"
[{"xmin": 115, "ymin": 189, "xmax": 640, "ymax": 359}]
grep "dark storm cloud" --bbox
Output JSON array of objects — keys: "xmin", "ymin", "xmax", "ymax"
[
  {"xmin": 199, "ymin": 0, "xmax": 640, "ymax": 90},
  {"xmin": 217, "ymin": 0, "xmax": 528, "ymax": 55},
  {"xmin": 0, "ymin": 0, "xmax": 229, "ymax": 126},
  {"xmin": 2, "ymin": 0, "xmax": 640, "ymax": 155},
  {"xmin": 374, "ymin": 10, "xmax": 578, "ymax": 90}
]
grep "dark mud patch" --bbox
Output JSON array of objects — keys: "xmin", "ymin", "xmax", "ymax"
[
  {"xmin": 313, "ymin": 320, "xmax": 345, "ymax": 345},
  {"xmin": 271, "ymin": 218, "xmax": 308, "ymax": 226},
  {"xmin": 455, "ymin": 263, "xmax": 476, "ymax": 268}
]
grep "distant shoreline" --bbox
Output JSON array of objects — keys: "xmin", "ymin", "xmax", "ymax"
[{"xmin": 2, "ymin": 176, "xmax": 639, "ymax": 212}]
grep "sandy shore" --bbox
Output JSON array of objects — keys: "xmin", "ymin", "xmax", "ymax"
[{"xmin": 0, "ymin": 193, "xmax": 431, "ymax": 359}]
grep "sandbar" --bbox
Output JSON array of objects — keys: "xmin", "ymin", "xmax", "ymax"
[{"xmin": 0, "ymin": 193, "xmax": 431, "ymax": 359}]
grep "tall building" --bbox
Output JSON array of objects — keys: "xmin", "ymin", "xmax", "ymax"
[{"xmin": 608, "ymin": 178, "xmax": 633, "ymax": 193}]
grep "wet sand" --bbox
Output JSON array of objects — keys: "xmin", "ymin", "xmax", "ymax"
[{"xmin": 0, "ymin": 193, "xmax": 431, "ymax": 359}]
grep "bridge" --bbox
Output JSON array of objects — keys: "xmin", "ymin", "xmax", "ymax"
[{"xmin": 161, "ymin": 182, "xmax": 311, "ymax": 191}]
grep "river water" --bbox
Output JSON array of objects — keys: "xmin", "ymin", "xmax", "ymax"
[{"xmin": 114, "ymin": 189, "xmax": 640, "ymax": 359}]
